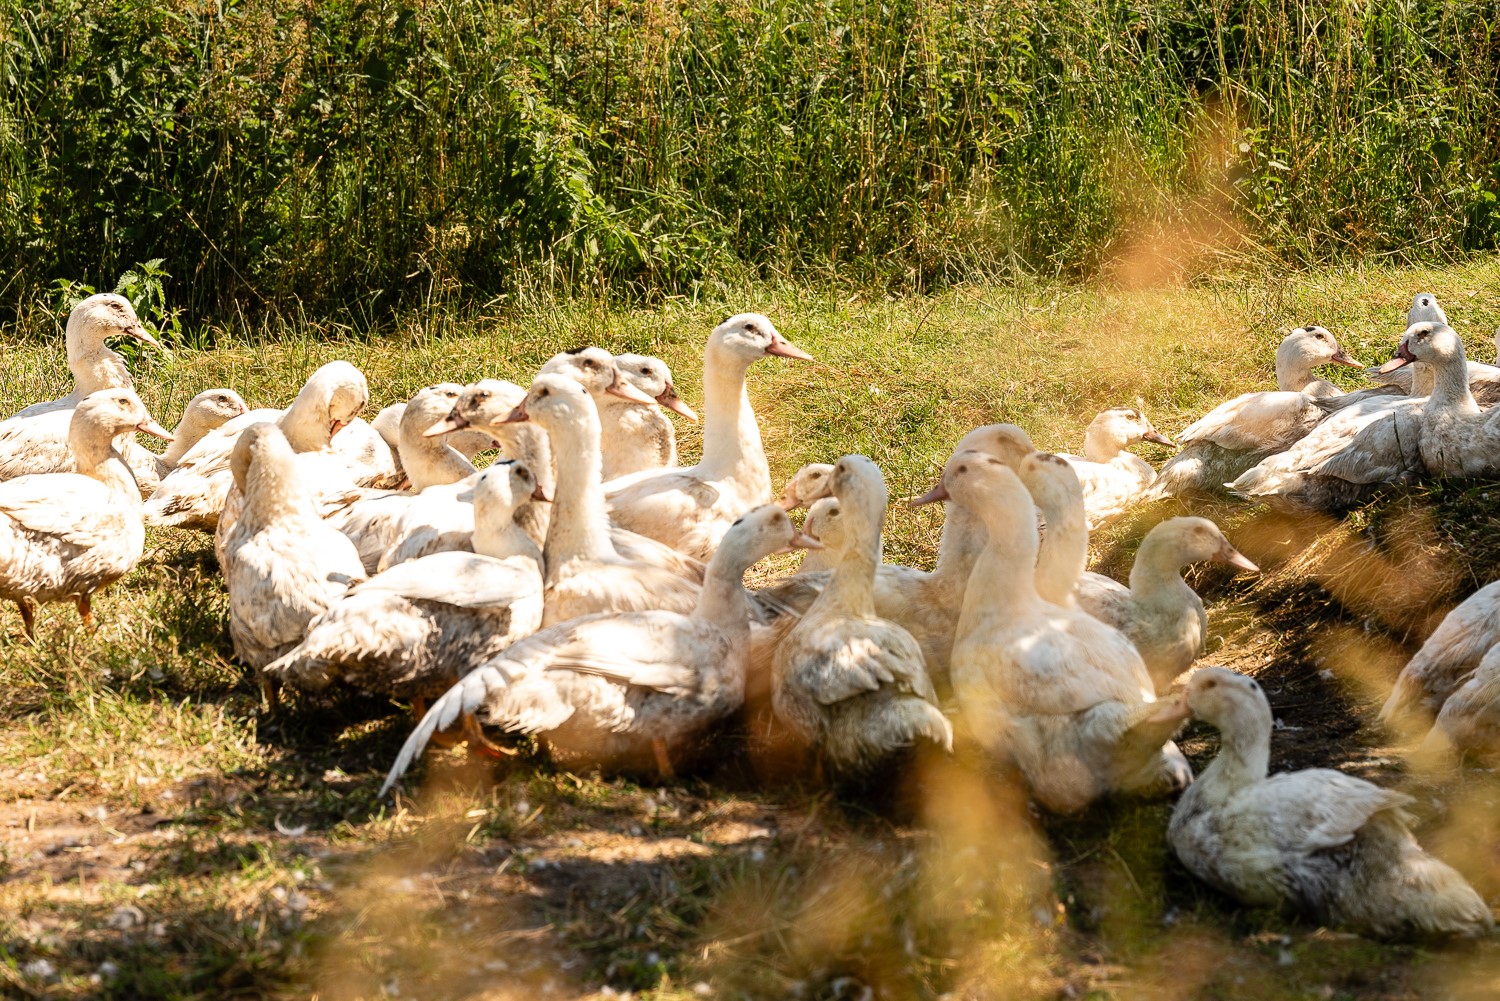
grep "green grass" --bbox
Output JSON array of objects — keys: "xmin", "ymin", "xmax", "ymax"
[{"xmin": 5, "ymin": 261, "xmax": 1500, "ymax": 998}]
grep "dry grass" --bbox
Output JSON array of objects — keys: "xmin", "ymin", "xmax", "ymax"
[{"xmin": 3, "ymin": 261, "xmax": 1500, "ymax": 998}]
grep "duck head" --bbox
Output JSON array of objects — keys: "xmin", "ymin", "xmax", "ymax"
[
  {"xmin": 67, "ymin": 292, "xmax": 162, "ymax": 353},
  {"xmin": 1144, "ymin": 517, "xmax": 1259, "ymax": 572},
  {"xmin": 540, "ymin": 346, "xmax": 659, "ymax": 406},
  {"xmin": 75, "ymin": 388, "xmax": 173, "ymax": 443},
  {"xmin": 615, "ymin": 353, "xmax": 698, "ymax": 421},
  {"xmin": 1407, "ymin": 293, "xmax": 1448, "ymax": 327},
  {"xmin": 1184, "ymin": 666, "xmax": 1272, "ymax": 734},
  {"xmin": 909, "ymin": 424, "xmax": 1035, "ymax": 507},
  {"xmin": 1377, "ymin": 321, "xmax": 1466, "ymax": 374},
  {"xmin": 711, "ymin": 313, "xmax": 813, "ymax": 365},
  {"xmin": 777, "ymin": 462, "xmax": 835, "ymax": 510},
  {"xmin": 424, "ymin": 379, "xmax": 526, "ymax": 438}
]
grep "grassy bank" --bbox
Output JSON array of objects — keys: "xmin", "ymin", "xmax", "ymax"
[
  {"xmin": 3, "ymin": 0, "xmax": 1500, "ymax": 322},
  {"xmin": 3, "ymin": 261, "xmax": 1500, "ymax": 998}
]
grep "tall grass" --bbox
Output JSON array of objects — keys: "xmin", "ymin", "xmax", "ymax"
[{"xmin": 1, "ymin": 0, "xmax": 1497, "ymax": 325}]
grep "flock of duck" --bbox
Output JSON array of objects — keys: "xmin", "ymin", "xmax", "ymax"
[{"xmin": 3, "ymin": 291, "xmax": 1500, "ymax": 941}]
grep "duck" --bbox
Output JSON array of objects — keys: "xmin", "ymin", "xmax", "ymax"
[
  {"xmin": 946, "ymin": 450, "xmax": 1192, "ymax": 813},
  {"xmin": 372, "ymin": 401, "xmax": 495, "ymax": 465},
  {"xmin": 0, "ymin": 293, "xmax": 165, "ymax": 488},
  {"xmin": 147, "ymin": 361, "xmax": 375, "ymax": 532},
  {"xmin": 776, "ymin": 462, "xmax": 835, "ymax": 510},
  {"xmin": 0, "ymin": 388, "xmax": 247, "ymax": 497},
  {"xmin": 1169, "ymin": 666, "xmax": 1492, "ymax": 939},
  {"xmin": 771, "ymin": 455, "xmax": 952, "ymax": 779},
  {"xmin": 794, "ymin": 497, "xmax": 844, "ymax": 574},
  {"xmin": 1059, "ymin": 408, "xmax": 1174, "ymax": 528},
  {"xmin": 1075, "ymin": 519, "xmax": 1258, "ymax": 689},
  {"xmin": 757, "ymin": 423, "xmax": 1038, "ymax": 694},
  {"xmin": 1379, "ymin": 579, "xmax": 1500, "ymax": 728},
  {"xmin": 506, "ymin": 374, "xmax": 703, "ymax": 624},
  {"xmin": 379, "ymin": 502, "xmax": 819, "ymax": 792},
  {"xmin": 1366, "ymin": 295, "xmax": 1500, "ymax": 406},
  {"xmin": 218, "ymin": 422, "xmax": 367, "ymax": 701},
  {"xmin": 263, "ymin": 460, "xmax": 545, "ymax": 704},
  {"xmin": 540, "ymin": 348, "xmax": 696, "ymax": 480},
  {"xmin": 0, "ymin": 390, "xmax": 172, "ymax": 637},
  {"xmin": 1146, "ymin": 326, "xmax": 1363, "ymax": 499},
  {"xmin": 605, "ymin": 313, "xmax": 813, "ymax": 560}
]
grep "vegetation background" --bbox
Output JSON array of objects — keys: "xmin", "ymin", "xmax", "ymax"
[{"xmin": 3, "ymin": 0, "xmax": 1500, "ymax": 329}]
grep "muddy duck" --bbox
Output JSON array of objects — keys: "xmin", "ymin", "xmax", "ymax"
[
  {"xmin": 0, "ymin": 390, "xmax": 172, "ymax": 637},
  {"xmin": 379, "ymin": 503, "xmax": 818, "ymax": 792},
  {"xmin": 1060, "ymin": 408, "xmax": 1173, "ymax": 528},
  {"xmin": 218, "ymin": 423, "xmax": 367, "ymax": 701},
  {"xmin": 605, "ymin": 314, "xmax": 813, "ymax": 560},
  {"xmin": 1170, "ymin": 667, "xmax": 1492, "ymax": 939},
  {"xmin": 946, "ymin": 451, "xmax": 1192, "ymax": 813},
  {"xmin": 264, "ymin": 460, "xmax": 545, "ymax": 706},
  {"xmin": 771, "ymin": 456, "xmax": 952, "ymax": 780},
  {"xmin": 1147, "ymin": 326, "xmax": 1362, "ymax": 499}
]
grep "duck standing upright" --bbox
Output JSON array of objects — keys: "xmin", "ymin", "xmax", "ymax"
[{"xmin": 0, "ymin": 390, "xmax": 172, "ymax": 636}]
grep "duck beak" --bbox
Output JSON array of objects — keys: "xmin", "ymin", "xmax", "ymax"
[
  {"xmin": 907, "ymin": 480, "xmax": 949, "ymax": 508},
  {"xmin": 502, "ymin": 401, "xmax": 529, "ymax": 424},
  {"xmin": 1216, "ymin": 541, "xmax": 1259, "ymax": 573},
  {"xmin": 129, "ymin": 323, "xmax": 164, "ymax": 352},
  {"xmin": 330, "ymin": 419, "xmax": 350, "ymax": 437},
  {"xmin": 424, "ymin": 411, "xmax": 469, "ymax": 437},
  {"xmin": 1376, "ymin": 342, "xmax": 1416, "ymax": 373},
  {"xmin": 776, "ymin": 490, "xmax": 802, "ymax": 511},
  {"xmin": 135, "ymin": 417, "xmax": 173, "ymax": 441},
  {"xmin": 606, "ymin": 371, "xmax": 659, "ymax": 406},
  {"xmin": 1147, "ymin": 696, "xmax": 1192, "ymax": 725},
  {"xmin": 1143, "ymin": 430, "xmax": 1175, "ymax": 447},
  {"xmin": 1330, "ymin": 349, "xmax": 1363, "ymax": 368},
  {"xmin": 531, "ymin": 483, "xmax": 551, "ymax": 502},
  {"xmin": 657, "ymin": 384, "xmax": 698, "ymax": 422},
  {"xmin": 765, "ymin": 334, "xmax": 813, "ymax": 361},
  {"xmin": 777, "ymin": 530, "xmax": 824, "ymax": 554}
]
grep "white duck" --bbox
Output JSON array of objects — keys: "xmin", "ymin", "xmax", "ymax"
[
  {"xmin": 776, "ymin": 462, "xmax": 835, "ymax": 510},
  {"xmin": 380, "ymin": 503, "xmax": 818, "ymax": 790},
  {"xmin": 540, "ymin": 348, "xmax": 696, "ymax": 480},
  {"xmin": 1060, "ymin": 408, "xmax": 1173, "ymax": 528},
  {"xmin": 218, "ymin": 423, "xmax": 367, "ymax": 699},
  {"xmin": 1170, "ymin": 667, "xmax": 1492, "ymax": 939},
  {"xmin": 946, "ymin": 451, "xmax": 1192, "ymax": 813},
  {"xmin": 507, "ymin": 374, "xmax": 702, "ymax": 624},
  {"xmin": 0, "ymin": 390, "xmax": 172, "ymax": 636},
  {"xmin": 757, "ymin": 424, "xmax": 1038, "ymax": 694},
  {"xmin": 147, "ymin": 361, "xmax": 375, "ymax": 532},
  {"xmin": 772, "ymin": 456, "xmax": 952, "ymax": 779},
  {"xmin": 1147, "ymin": 326, "xmax": 1363, "ymax": 499},
  {"xmin": 372, "ymin": 401, "xmax": 495, "ymax": 465},
  {"xmin": 263, "ymin": 461, "xmax": 545, "ymax": 704},
  {"xmin": 0, "ymin": 293, "xmax": 165, "ymax": 487},
  {"xmin": 605, "ymin": 313, "xmax": 813, "ymax": 559},
  {"xmin": 1075, "ymin": 519, "xmax": 1258, "ymax": 689},
  {"xmin": 1379, "ymin": 579, "xmax": 1500, "ymax": 727}
]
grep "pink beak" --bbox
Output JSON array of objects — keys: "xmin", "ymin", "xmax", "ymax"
[
  {"xmin": 423, "ymin": 412, "xmax": 469, "ymax": 438},
  {"xmin": 777, "ymin": 530, "xmax": 824, "ymax": 554},
  {"xmin": 502, "ymin": 402, "xmax": 529, "ymax": 424},
  {"xmin": 1217, "ymin": 542, "xmax": 1259, "ymax": 573},
  {"xmin": 606, "ymin": 371, "xmax": 659, "ymax": 406},
  {"xmin": 657, "ymin": 385, "xmax": 699, "ymax": 423},
  {"xmin": 907, "ymin": 480, "xmax": 950, "ymax": 508},
  {"xmin": 1376, "ymin": 341, "xmax": 1416, "ymax": 374},
  {"xmin": 765, "ymin": 334, "xmax": 813, "ymax": 361},
  {"xmin": 136, "ymin": 418, "xmax": 174, "ymax": 441}
]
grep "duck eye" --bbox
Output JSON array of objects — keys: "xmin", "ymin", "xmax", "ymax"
[
  {"xmin": 476, "ymin": 391, "xmax": 491, "ymax": 401},
  {"xmin": 539, "ymin": 389, "xmax": 550, "ymax": 398},
  {"xmin": 1203, "ymin": 678, "xmax": 1218, "ymax": 689},
  {"xmin": 957, "ymin": 464, "xmax": 968, "ymax": 474}
]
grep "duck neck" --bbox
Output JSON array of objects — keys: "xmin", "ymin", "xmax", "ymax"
[
  {"xmin": 538, "ymin": 412, "xmax": 617, "ymax": 573},
  {"xmin": 68, "ymin": 338, "xmax": 133, "ymax": 398},
  {"xmin": 963, "ymin": 506, "xmax": 1043, "ymax": 622},
  {"xmin": 240, "ymin": 454, "xmax": 312, "ymax": 532},
  {"xmin": 1275, "ymin": 350, "xmax": 1318, "ymax": 392},
  {"xmin": 72, "ymin": 427, "xmax": 142, "ymax": 501},
  {"xmin": 277, "ymin": 392, "xmax": 334, "ymax": 452},
  {"xmin": 820, "ymin": 520, "xmax": 881, "ymax": 617},
  {"xmin": 1127, "ymin": 536, "xmax": 1195, "ymax": 607},
  {"xmin": 161, "ymin": 408, "xmax": 218, "ymax": 467},
  {"xmin": 403, "ymin": 438, "xmax": 475, "ymax": 492},
  {"xmin": 1033, "ymin": 498, "xmax": 1087, "ymax": 607},
  {"xmin": 696, "ymin": 344, "xmax": 770, "ymax": 498},
  {"xmin": 1201, "ymin": 716, "xmax": 1270, "ymax": 791},
  {"xmin": 1429, "ymin": 357, "xmax": 1479, "ymax": 415},
  {"xmin": 1082, "ymin": 426, "xmax": 1124, "ymax": 463},
  {"xmin": 473, "ymin": 506, "xmax": 543, "ymax": 567},
  {"xmin": 693, "ymin": 542, "xmax": 755, "ymax": 633}
]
